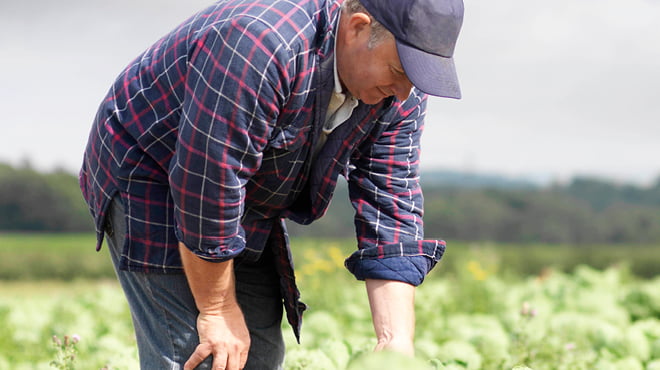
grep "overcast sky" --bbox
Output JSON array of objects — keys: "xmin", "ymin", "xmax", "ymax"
[{"xmin": 1, "ymin": 0, "xmax": 658, "ymax": 185}]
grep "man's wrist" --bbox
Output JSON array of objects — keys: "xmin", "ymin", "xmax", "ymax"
[{"xmin": 179, "ymin": 242, "xmax": 238, "ymax": 314}]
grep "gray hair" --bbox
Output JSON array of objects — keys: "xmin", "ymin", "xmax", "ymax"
[{"xmin": 341, "ymin": 0, "xmax": 393, "ymax": 49}]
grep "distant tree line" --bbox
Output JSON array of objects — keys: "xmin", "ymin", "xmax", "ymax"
[
  {"xmin": 420, "ymin": 179, "xmax": 660, "ymax": 244},
  {"xmin": 0, "ymin": 163, "xmax": 93, "ymax": 232},
  {"xmin": 291, "ymin": 175, "xmax": 660, "ymax": 245},
  {"xmin": 1, "ymin": 162, "xmax": 659, "ymax": 244}
]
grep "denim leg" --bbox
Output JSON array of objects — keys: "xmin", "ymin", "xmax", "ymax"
[
  {"xmin": 105, "ymin": 196, "xmax": 210, "ymax": 369},
  {"xmin": 104, "ymin": 195, "xmax": 284, "ymax": 369},
  {"xmin": 235, "ymin": 250, "xmax": 286, "ymax": 369}
]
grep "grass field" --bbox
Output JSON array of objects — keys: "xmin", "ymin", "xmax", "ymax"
[
  {"xmin": 1, "ymin": 233, "xmax": 660, "ymax": 369},
  {"xmin": 0, "ymin": 233, "xmax": 113, "ymax": 280},
  {"xmin": 1, "ymin": 232, "xmax": 659, "ymax": 280}
]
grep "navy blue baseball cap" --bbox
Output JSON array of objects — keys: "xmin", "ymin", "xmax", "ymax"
[{"xmin": 360, "ymin": 0, "xmax": 464, "ymax": 99}]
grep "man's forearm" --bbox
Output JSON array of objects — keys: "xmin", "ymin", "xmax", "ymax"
[
  {"xmin": 365, "ymin": 278, "xmax": 416, "ymax": 355},
  {"xmin": 178, "ymin": 242, "xmax": 250, "ymax": 370},
  {"xmin": 179, "ymin": 242, "xmax": 237, "ymax": 313}
]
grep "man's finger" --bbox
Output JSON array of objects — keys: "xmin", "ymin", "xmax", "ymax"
[
  {"xmin": 226, "ymin": 351, "xmax": 242, "ymax": 370},
  {"xmin": 239, "ymin": 349, "xmax": 249, "ymax": 369},
  {"xmin": 184, "ymin": 344, "xmax": 212, "ymax": 370},
  {"xmin": 212, "ymin": 350, "xmax": 229, "ymax": 370}
]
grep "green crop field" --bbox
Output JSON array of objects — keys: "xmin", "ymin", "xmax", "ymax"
[
  {"xmin": 0, "ymin": 233, "xmax": 114, "ymax": 280},
  {"xmin": 1, "ymin": 234, "xmax": 660, "ymax": 369}
]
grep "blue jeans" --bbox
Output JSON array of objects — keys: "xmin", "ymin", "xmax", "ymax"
[{"xmin": 105, "ymin": 196, "xmax": 285, "ymax": 369}]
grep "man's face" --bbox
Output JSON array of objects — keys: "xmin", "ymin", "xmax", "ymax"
[{"xmin": 336, "ymin": 17, "xmax": 414, "ymax": 104}]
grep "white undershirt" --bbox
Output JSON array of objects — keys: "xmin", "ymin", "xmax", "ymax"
[
  {"xmin": 314, "ymin": 25, "xmax": 359, "ymax": 157},
  {"xmin": 323, "ymin": 60, "xmax": 358, "ymax": 134}
]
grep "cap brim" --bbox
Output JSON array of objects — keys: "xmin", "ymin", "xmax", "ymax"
[{"xmin": 396, "ymin": 41, "xmax": 461, "ymax": 99}]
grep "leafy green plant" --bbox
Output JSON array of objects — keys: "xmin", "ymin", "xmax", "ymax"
[
  {"xmin": 50, "ymin": 334, "xmax": 79, "ymax": 370},
  {"xmin": 2, "ymin": 240, "xmax": 660, "ymax": 369}
]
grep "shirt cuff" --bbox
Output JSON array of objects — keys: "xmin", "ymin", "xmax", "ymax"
[
  {"xmin": 174, "ymin": 227, "xmax": 245, "ymax": 262},
  {"xmin": 344, "ymin": 240, "xmax": 446, "ymax": 286}
]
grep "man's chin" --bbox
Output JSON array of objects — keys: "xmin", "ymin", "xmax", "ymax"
[{"xmin": 359, "ymin": 95, "xmax": 387, "ymax": 105}]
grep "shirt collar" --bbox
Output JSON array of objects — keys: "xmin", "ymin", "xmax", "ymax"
[{"xmin": 332, "ymin": 13, "xmax": 344, "ymax": 95}]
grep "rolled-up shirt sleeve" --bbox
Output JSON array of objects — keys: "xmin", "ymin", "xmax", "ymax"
[
  {"xmin": 346, "ymin": 90, "xmax": 446, "ymax": 285},
  {"xmin": 169, "ymin": 17, "xmax": 292, "ymax": 261}
]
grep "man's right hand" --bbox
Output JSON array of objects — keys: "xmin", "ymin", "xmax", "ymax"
[{"xmin": 184, "ymin": 304, "xmax": 250, "ymax": 370}]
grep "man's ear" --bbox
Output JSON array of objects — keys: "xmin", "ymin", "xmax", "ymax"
[{"xmin": 344, "ymin": 12, "xmax": 372, "ymax": 44}]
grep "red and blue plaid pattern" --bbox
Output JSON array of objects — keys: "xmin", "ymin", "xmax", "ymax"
[{"xmin": 80, "ymin": 0, "xmax": 446, "ymax": 339}]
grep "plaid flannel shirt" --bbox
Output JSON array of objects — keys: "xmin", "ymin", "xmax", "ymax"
[{"xmin": 80, "ymin": 0, "xmax": 446, "ymax": 340}]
